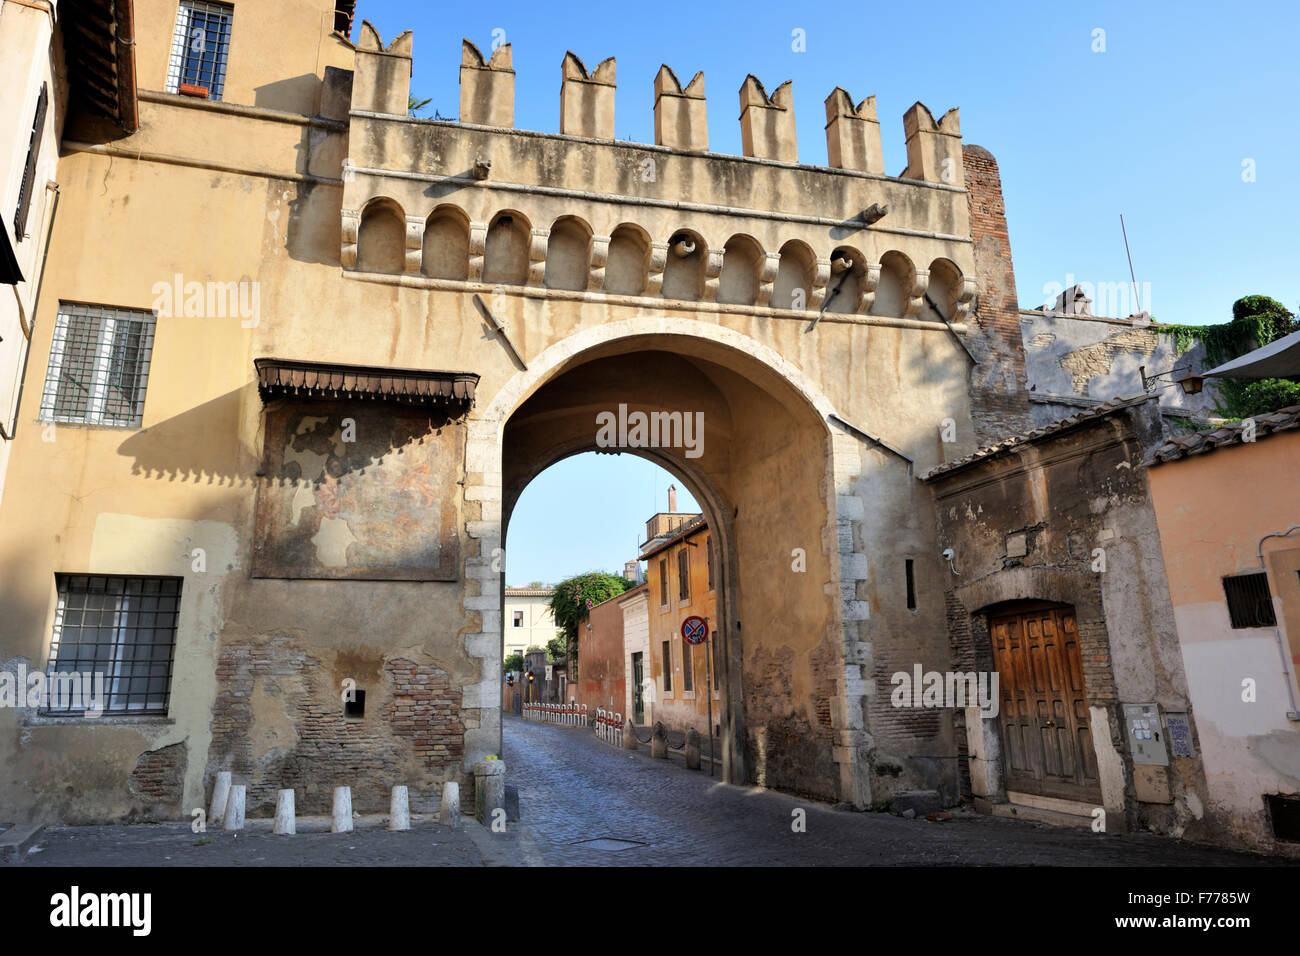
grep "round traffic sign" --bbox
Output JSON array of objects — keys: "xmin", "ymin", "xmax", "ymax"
[{"xmin": 681, "ymin": 615, "xmax": 708, "ymax": 645}]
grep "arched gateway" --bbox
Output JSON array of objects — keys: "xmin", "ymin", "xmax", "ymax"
[{"xmin": 0, "ymin": 8, "xmax": 1037, "ymax": 824}]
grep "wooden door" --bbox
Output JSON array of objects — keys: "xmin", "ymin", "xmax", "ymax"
[{"xmin": 989, "ymin": 605, "xmax": 1102, "ymax": 802}]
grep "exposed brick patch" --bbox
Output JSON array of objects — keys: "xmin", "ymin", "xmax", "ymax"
[
  {"xmin": 126, "ymin": 742, "xmax": 188, "ymax": 821},
  {"xmin": 962, "ymin": 145, "xmax": 1034, "ymax": 446},
  {"xmin": 206, "ymin": 635, "xmax": 464, "ymax": 815}
]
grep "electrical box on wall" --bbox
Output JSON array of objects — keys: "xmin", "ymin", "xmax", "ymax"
[{"xmin": 1123, "ymin": 702, "xmax": 1170, "ymax": 766}]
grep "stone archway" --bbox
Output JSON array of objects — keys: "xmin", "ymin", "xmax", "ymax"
[{"xmin": 460, "ymin": 316, "xmax": 876, "ymax": 804}]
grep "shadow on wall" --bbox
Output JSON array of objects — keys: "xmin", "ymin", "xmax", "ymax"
[{"xmin": 254, "ymin": 75, "xmax": 324, "ymax": 115}]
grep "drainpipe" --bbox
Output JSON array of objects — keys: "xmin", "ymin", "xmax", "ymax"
[{"xmin": 1257, "ymin": 526, "xmax": 1300, "ymax": 721}]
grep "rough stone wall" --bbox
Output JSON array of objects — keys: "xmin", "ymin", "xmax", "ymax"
[{"xmin": 962, "ymin": 146, "xmax": 1033, "ymax": 446}]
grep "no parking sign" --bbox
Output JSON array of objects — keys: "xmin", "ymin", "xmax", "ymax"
[{"xmin": 681, "ymin": 615, "xmax": 708, "ymax": 645}]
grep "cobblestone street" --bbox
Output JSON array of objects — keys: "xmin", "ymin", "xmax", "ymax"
[{"xmin": 491, "ymin": 715, "xmax": 1289, "ymax": 867}]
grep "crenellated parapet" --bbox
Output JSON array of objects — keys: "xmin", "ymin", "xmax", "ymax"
[
  {"xmin": 340, "ymin": 29, "xmax": 984, "ymax": 323},
  {"xmin": 739, "ymin": 75, "xmax": 797, "ymax": 163},
  {"xmin": 352, "ymin": 21, "xmax": 412, "ymax": 116},
  {"xmin": 560, "ymin": 52, "xmax": 616, "ymax": 139},
  {"xmin": 460, "ymin": 40, "xmax": 514, "ymax": 127}
]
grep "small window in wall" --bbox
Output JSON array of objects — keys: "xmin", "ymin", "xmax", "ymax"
[
  {"xmin": 513, "ymin": 610, "xmax": 524, "ymax": 628},
  {"xmin": 662, "ymin": 640, "xmax": 672, "ymax": 693},
  {"xmin": 678, "ymin": 547, "xmax": 690, "ymax": 601},
  {"xmin": 166, "ymin": 1, "xmax": 234, "ymax": 101},
  {"xmin": 1223, "ymin": 572, "xmax": 1277, "ymax": 628},
  {"xmin": 43, "ymin": 575, "xmax": 182, "ymax": 716},
  {"xmin": 659, "ymin": 559, "xmax": 668, "ymax": 606},
  {"xmin": 344, "ymin": 689, "xmax": 366, "ymax": 718},
  {"xmin": 905, "ymin": 559, "xmax": 916, "ymax": 611},
  {"xmin": 40, "ymin": 304, "xmax": 157, "ymax": 427},
  {"xmin": 706, "ymin": 536, "xmax": 714, "ymax": 590},
  {"xmin": 1266, "ymin": 794, "xmax": 1300, "ymax": 842}
]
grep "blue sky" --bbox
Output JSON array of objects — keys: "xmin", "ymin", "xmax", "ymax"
[{"xmin": 357, "ymin": 0, "xmax": 1299, "ymax": 582}]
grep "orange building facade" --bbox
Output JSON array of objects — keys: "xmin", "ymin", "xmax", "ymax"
[{"xmin": 645, "ymin": 517, "xmax": 721, "ymax": 736}]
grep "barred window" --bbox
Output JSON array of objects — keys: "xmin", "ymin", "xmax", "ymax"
[
  {"xmin": 1223, "ymin": 572, "xmax": 1277, "ymax": 629},
  {"xmin": 40, "ymin": 304, "xmax": 156, "ymax": 427},
  {"xmin": 166, "ymin": 1, "xmax": 234, "ymax": 100},
  {"xmin": 43, "ymin": 575, "xmax": 182, "ymax": 716}
]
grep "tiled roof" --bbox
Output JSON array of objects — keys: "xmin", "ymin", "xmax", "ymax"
[
  {"xmin": 639, "ymin": 513, "xmax": 708, "ymax": 559},
  {"xmin": 920, "ymin": 395, "xmax": 1155, "ymax": 481},
  {"xmin": 1146, "ymin": 405, "xmax": 1300, "ymax": 466},
  {"xmin": 504, "ymin": 588, "xmax": 555, "ymax": 596}
]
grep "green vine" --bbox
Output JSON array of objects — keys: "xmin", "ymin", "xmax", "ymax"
[{"xmin": 1155, "ymin": 295, "xmax": 1300, "ymax": 420}]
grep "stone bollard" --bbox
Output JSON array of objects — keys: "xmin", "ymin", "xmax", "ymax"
[
  {"xmin": 389, "ymin": 785, "xmax": 410, "ymax": 831},
  {"xmin": 332, "ymin": 786, "xmax": 353, "ymax": 833},
  {"xmin": 651, "ymin": 721, "xmax": 669, "ymax": 759},
  {"xmin": 440, "ymin": 781, "xmax": 461, "ymax": 827},
  {"xmin": 209, "ymin": 771, "xmax": 232, "ymax": 828},
  {"xmin": 222, "ymin": 785, "xmax": 246, "ymax": 831},
  {"xmin": 623, "ymin": 718, "xmax": 638, "ymax": 751},
  {"xmin": 685, "ymin": 727, "xmax": 702, "ymax": 770},
  {"xmin": 473, "ymin": 757, "xmax": 506, "ymax": 826},
  {"xmin": 273, "ymin": 789, "xmax": 296, "ymax": 835}
]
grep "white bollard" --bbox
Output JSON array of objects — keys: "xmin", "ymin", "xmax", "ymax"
[
  {"xmin": 222, "ymin": 784, "xmax": 246, "ymax": 831},
  {"xmin": 332, "ymin": 786, "xmax": 353, "ymax": 833},
  {"xmin": 389, "ymin": 785, "xmax": 410, "ymax": 831},
  {"xmin": 273, "ymin": 789, "xmax": 295, "ymax": 834},
  {"xmin": 209, "ymin": 771, "xmax": 232, "ymax": 828},
  {"xmin": 440, "ymin": 781, "xmax": 460, "ymax": 827}
]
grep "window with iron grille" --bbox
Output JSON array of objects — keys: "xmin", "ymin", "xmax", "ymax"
[
  {"xmin": 1223, "ymin": 572, "xmax": 1277, "ymax": 628},
  {"xmin": 14, "ymin": 83, "xmax": 48, "ymax": 242},
  {"xmin": 678, "ymin": 547, "xmax": 690, "ymax": 601},
  {"xmin": 42, "ymin": 575, "xmax": 182, "ymax": 716},
  {"xmin": 40, "ymin": 304, "xmax": 156, "ymax": 427},
  {"xmin": 166, "ymin": 1, "xmax": 234, "ymax": 100}
]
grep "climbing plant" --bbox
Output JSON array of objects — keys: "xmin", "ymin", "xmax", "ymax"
[
  {"xmin": 1158, "ymin": 295, "xmax": 1300, "ymax": 419},
  {"xmin": 548, "ymin": 571, "xmax": 634, "ymax": 665}
]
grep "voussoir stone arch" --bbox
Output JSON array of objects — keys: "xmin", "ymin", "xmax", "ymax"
[{"xmin": 460, "ymin": 316, "xmax": 877, "ymax": 807}]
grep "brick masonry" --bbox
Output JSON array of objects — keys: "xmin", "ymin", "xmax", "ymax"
[
  {"xmin": 207, "ymin": 634, "xmax": 464, "ymax": 815},
  {"xmin": 962, "ymin": 145, "xmax": 1034, "ymax": 446},
  {"xmin": 126, "ymin": 742, "xmax": 188, "ymax": 822}
]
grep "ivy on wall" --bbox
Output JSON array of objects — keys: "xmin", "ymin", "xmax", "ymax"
[{"xmin": 1156, "ymin": 295, "xmax": 1300, "ymax": 420}]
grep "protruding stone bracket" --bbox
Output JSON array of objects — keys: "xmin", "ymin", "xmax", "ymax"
[
  {"xmin": 861, "ymin": 262, "xmax": 882, "ymax": 314},
  {"xmin": 757, "ymin": 251, "xmax": 781, "ymax": 306},
  {"xmin": 954, "ymin": 275, "xmax": 978, "ymax": 322},
  {"xmin": 404, "ymin": 215, "xmax": 424, "ymax": 274},
  {"xmin": 646, "ymin": 240, "xmax": 669, "ymax": 296},
  {"xmin": 702, "ymin": 247, "xmax": 725, "ymax": 301},
  {"xmin": 809, "ymin": 256, "xmax": 831, "ymax": 310},
  {"xmin": 340, "ymin": 208, "xmax": 360, "ymax": 269},
  {"xmin": 589, "ymin": 234, "xmax": 611, "ymax": 291},
  {"xmin": 903, "ymin": 269, "xmax": 931, "ymax": 319},
  {"xmin": 527, "ymin": 228, "xmax": 549, "ymax": 286},
  {"xmin": 467, "ymin": 221, "xmax": 488, "ymax": 280}
]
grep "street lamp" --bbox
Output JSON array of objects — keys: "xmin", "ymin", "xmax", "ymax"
[{"xmin": 1139, "ymin": 364, "xmax": 1204, "ymax": 395}]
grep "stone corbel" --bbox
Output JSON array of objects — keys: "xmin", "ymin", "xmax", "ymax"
[
  {"xmin": 809, "ymin": 257, "xmax": 832, "ymax": 311},
  {"xmin": 702, "ymin": 248, "xmax": 726, "ymax": 301},
  {"xmin": 527, "ymin": 228, "xmax": 549, "ymax": 286},
  {"xmin": 647, "ymin": 241, "xmax": 669, "ymax": 296},
  {"xmin": 903, "ymin": 269, "xmax": 930, "ymax": 319},
  {"xmin": 757, "ymin": 252, "xmax": 781, "ymax": 307},
  {"xmin": 860, "ymin": 263, "xmax": 881, "ymax": 314},
  {"xmin": 340, "ymin": 209, "xmax": 360, "ymax": 269},
  {"xmin": 404, "ymin": 216, "xmax": 425, "ymax": 274},
  {"xmin": 467, "ymin": 221, "xmax": 488, "ymax": 281},
  {"xmin": 589, "ymin": 235, "xmax": 611, "ymax": 291},
  {"xmin": 954, "ymin": 275, "xmax": 978, "ymax": 322}
]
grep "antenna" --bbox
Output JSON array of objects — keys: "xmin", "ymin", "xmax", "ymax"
[{"xmin": 1120, "ymin": 214, "xmax": 1142, "ymax": 315}]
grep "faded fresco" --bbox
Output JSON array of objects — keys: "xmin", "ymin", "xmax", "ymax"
[{"xmin": 252, "ymin": 401, "xmax": 462, "ymax": 580}]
